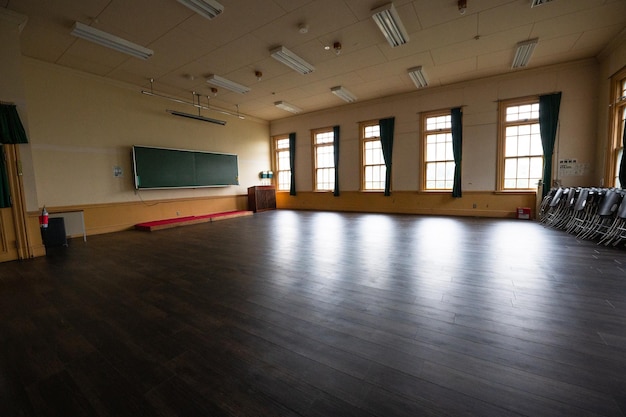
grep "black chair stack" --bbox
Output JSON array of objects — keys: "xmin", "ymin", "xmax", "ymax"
[{"xmin": 539, "ymin": 187, "xmax": 626, "ymax": 247}]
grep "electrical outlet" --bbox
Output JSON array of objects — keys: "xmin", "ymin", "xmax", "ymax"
[
  {"xmin": 176, "ymin": 211, "xmax": 180, "ymax": 216},
  {"xmin": 472, "ymin": 203, "xmax": 477, "ymax": 209}
]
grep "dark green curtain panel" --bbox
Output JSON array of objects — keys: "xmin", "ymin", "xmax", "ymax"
[
  {"xmin": 333, "ymin": 125, "xmax": 340, "ymax": 196},
  {"xmin": 619, "ymin": 120, "xmax": 626, "ymax": 188},
  {"xmin": 289, "ymin": 132, "xmax": 296, "ymax": 196},
  {"xmin": 0, "ymin": 104, "xmax": 29, "ymax": 144},
  {"xmin": 0, "ymin": 104, "xmax": 28, "ymax": 208},
  {"xmin": 379, "ymin": 117, "xmax": 395, "ymax": 196},
  {"xmin": 451, "ymin": 107, "xmax": 463, "ymax": 198},
  {"xmin": 539, "ymin": 92, "xmax": 562, "ymax": 198},
  {"xmin": 0, "ymin": 146, "xmax": 11, "ymax": 208}
]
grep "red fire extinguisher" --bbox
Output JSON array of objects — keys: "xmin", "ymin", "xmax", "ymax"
[{"xmin": 39, "ymin": 206, "xmax": 49, "ymax": 229}]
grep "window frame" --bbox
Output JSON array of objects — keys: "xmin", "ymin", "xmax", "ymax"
[
  {"xmin": 272, "ymin": 134, "xmax": 291, "ymax": 191},
  {"xmin": 359, "ymin": 120, "xmax": 386, "ymax": 191},
  {"xmin": 605, "ymin": 67, "xmax": 626, "ymax": 188},
  {"xmin": 311, "ymin": 127, "xmax": 335, "ymax": 192},
  {"xmin": 421, "ymin": 109, "xmax": 454, "ymax": 191},
  {"xmin": 496, "ymin": 96, "xmax": 543, "ymax": 192}
]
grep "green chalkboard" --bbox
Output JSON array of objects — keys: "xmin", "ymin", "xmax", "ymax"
[{"xmin": 132, "ymin": 145, "xmax": 238, "ymax": 189}]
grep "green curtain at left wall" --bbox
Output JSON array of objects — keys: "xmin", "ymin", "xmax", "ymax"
[
  {"xmin": 333, "ymin": 125, "xmax": 340, "ymax": 196},
  {"xmin": 0, "ymin": 146, "xmax": 11, "ymax": 207},
  {"xmin": 379, "ymin": 117, "xmax": 395, "ymax": 196},
  {"xmin": 451, "ymin": 107, "xmax": 463, "ymax": 198},
  {"xmin": 0, "ymin": 104, "xmax": 29, "ymax": 144},
  {"xmin": 0, "ymin": 104, "xmax": 29, "ymax": 208},
  {"xmin": 289, "ymin": 132, "xmax": 296, "ymax": 196}
]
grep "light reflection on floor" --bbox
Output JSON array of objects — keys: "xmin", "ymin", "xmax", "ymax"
[{"xmin": 267, "ymin": 212, "xmax": 551, "ymax": 299}]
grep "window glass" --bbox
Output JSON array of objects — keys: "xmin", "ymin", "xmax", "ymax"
[
  {"xmin": 313, "ymin": 129, "xmax": 334, "ymax": 191},
  {"xmin": 361, "ymin": 122, "xmax": 385, "ymax": 190},
  {"xmin": 423, "ymin": 111, "xmax": 453, "ymax": 190},
  {"xmin": 499, "ymin": 99, "xmax": 542, "ymax": 191}
]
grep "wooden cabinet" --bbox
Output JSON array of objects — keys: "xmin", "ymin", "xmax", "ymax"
[{"xmin": 248, "ymin": 186, "xmax": 276, "ymax": 212}]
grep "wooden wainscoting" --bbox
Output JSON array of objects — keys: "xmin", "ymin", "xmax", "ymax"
[
  {"xmin": 276, "ymin": 190, "xmax": 537, "ymax": 219},
  {"xmin": 26, "ymin": 194, "xmax": 248, "ymax": 257}
]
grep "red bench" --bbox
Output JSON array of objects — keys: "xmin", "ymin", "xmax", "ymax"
[{"xmin": 135, "ymin": 210, "xmax": 253, "ymax": 232}]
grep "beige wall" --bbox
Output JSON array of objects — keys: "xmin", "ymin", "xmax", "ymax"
[
  {"xmin": 0, "ymin": 9, "xmax": 37, "ymax": 212},
  {"xmin": 271, "ymin": 59, "xmax": 600, "ymax": 195},
  {"xmin": 22, "ymin": 58, "xmax": 271, "ymax": 208},
  {"xmin": 270, "ymin": 59, "xmax": 608, "ymax": 217},
  {"xmin": 15, "ymin": 58, "xmax": 270, "ymax": 251}
]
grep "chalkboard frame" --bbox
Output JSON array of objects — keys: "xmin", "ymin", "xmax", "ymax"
[{"xmin": 132, "ymin": 145, "xmax": 239, "ymax": 189}]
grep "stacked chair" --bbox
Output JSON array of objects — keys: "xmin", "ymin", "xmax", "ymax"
[{"xmin": 539, "ymin": 187, "xmax": 626, "ymax": 247}]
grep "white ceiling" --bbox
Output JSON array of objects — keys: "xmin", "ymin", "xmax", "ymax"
[{"xmin": 2, "ymin": 0, "xmax": 625, "ymax": 121}]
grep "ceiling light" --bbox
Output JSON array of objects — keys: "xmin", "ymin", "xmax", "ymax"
[
  {"xmin": 71, "ymin": 22, "xmax": 153, "ymax": 60},
  {"xmin": 371, "ymin": 3, "xmax": 410, "ymax": 48},
  {"xmin": 331, "ymin": 86, "xmax": 357, "ymax": 103},
  {"xmin": 512, "ymin": 38, "xmax": 538, "ymax": 69},
  {"xmin": 274, "ymin": 101, "xmax": 302, "ymax": 114},
  {"xmin": 270, "ymin": 46, "xmax": 315, "ymax": 74},
  {"xmin": 167, "ymin": 110, "xmax": 226, "ymax": 125},
  {"xmin": 176, "ymin": 0, "xmax": 224, "ymax": 19},
  {"xmin": 407, "ymin": 66, "xmax": 428, "ymax": 88},
  {"xmin": 206, "ymin": 74, "xmax": 250, "ymax": 94},
  {"xmin": 531, "ymin": 0, "xmax": 554, "ymax": 7}
]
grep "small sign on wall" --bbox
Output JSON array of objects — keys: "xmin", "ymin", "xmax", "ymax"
[{"xmin": 558, "ymin": 159, "xmax": 589, "ymax": 177}]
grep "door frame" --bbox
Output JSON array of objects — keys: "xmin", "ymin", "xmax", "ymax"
[{"xmin": 3, "ymin": 144, "xmax": 32, "ymax": 260}]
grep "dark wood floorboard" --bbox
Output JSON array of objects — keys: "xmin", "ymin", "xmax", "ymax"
[{"xmin": 2, "ymin": 210, "xmax": 626, "ymax": 416}]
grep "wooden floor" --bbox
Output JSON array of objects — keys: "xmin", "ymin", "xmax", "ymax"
[{"xmin": 1, "ymin": 210, "xmax": 626, "ymax": 416}]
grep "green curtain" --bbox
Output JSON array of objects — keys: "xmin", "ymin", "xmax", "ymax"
[
  {"xmin": 451, "ymin": 107, "xmax": 463, "ymax": 198},
  {"xmin": 379, "ymin": 117, "xmax": 395, "ymax": 196},
  {"xmin": 539, "ymin": 92, "xmax": 562, "ymax": 198},
  {"xmin": 289, "ymin": 132, "xmax": 296, "ymax": 196},
  {"xmin": 0, "ymin": 104, "xmax": 28, "ymax": 208},
  {"xmin": 0, "ymin": 104, "xmax": 29, "ymax": 144},
  {"xmin": 0, "ymin": 146, "xmax": 11, "ymax": 207},
  {"xmin": 619, "ymin": 120, "xmax": 626, "ymax": 188},
  {"xmin": 333, "ymin": 125, "xmax": 340, "ymax": 196}
]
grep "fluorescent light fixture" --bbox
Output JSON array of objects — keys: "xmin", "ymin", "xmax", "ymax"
[
  {"xmin": 167, "ymin": 109, "xmax": 226, "ymax": 125},
  {"xmin": 176, "ymin": 0, "xmax": 224, "ymax": 19},
  {"xmin": 512, "ymin": 38, "xmax": 538, "ymax": 69},
  {"xmin": 270, "ymin": 46, "xmax": 315, "ymax": 74},
  {"xmin": 206, "ymin": 74, "xmax": 250, "ymax": 94},
  {"xmin": 531, "ymin": 0, "xmax": 554, "ymax": 7},
  {"xmin": 371, "ymin": 3, "xmax": 410, "ymax": 48},
  {"xmin": 274, "ymin": 101, "xmax": 302, "ymax": 114},
  {"xmin": 331, "ymin": 86, "xmax": 357, "ymax": 103},
  {"xmin": 71, "ymin": 22, "xmax": 153, "ymax": 60},
  {"xmin": 407, "ymin": 66, "xmax": 428, "ymax": 88}
]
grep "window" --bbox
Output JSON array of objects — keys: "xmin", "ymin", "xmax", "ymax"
[
  {"xmin": 497, "ymin": 98, "xmax": 543, "ymax": 190},
  {"xmin": 312, "ymin": 128, "xmax": 334, "ymax": 191},
  {"xmin": 422, "ymin": 111, "xmax": 453, "ymax": 190},
  {"xmin": 360, "ymin": 121, "xmax": 385, "ymax": 190},
  {"xmin": 607, "ymin": 68, "xmax": 626, "ymax": 188},
  {"xmin": 273, "ymin": 135, "xmax": 291, "ymax": 191}
]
